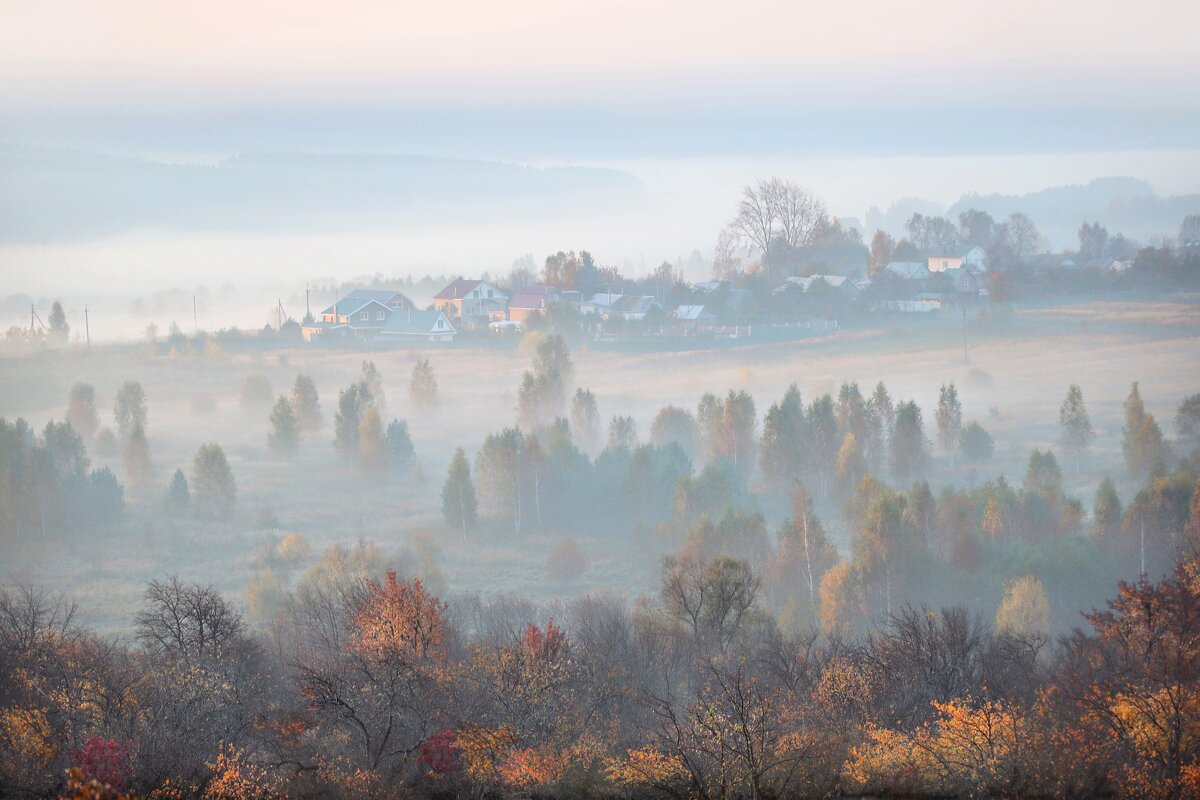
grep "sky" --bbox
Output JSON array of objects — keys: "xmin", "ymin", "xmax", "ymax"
[
  {"xmin": 3, "ymin": 0, "xmax": 1198, "ymax": 158},
  {"xmin": 2, "ymin": 0, "xmax": 1200, "ymax": 335}
]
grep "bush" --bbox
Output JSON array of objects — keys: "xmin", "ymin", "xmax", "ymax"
[
  {"xmin": 546, "ymin": 539, "xmax": 588, "ymax": 581},
  {"xmin": 959, "ymin": 421, "xmax": 994, "ymax": 462},
  {"xmin": 240, "ymin": 374, "xmax": 274, "ymax": 408}
]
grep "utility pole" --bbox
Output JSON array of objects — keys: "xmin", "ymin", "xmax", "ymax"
[
  {"xmin": 305, "ymin": 284, "xmax": 311, "ymax": 320},
  {"xmin": 84, "ymin": 306, "xmax": 90, "ymax": 348}
]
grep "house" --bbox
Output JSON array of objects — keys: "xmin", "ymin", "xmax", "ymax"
[
  {"xmin": 303, "ymin": 296, "xmax": 396, "ymax": 341},
  {"xmin": 672, "ymin": 305, "xmax": 715, "ymax": 334},
  {"xmin": 433, "ymin": 278, "xmax": 508, "ymax": 322},
  {"xmin": 884, "ymin": 261, "xmax": 932, "ymax": 280},
  {"xmin": 928, "ymin": 255, "xmax": 964, "ymax": 273},
  {"xmin": 379, "ymin": 309, "xmax": 457, "ymax": 342},
  {"xmin": 507, "ymin": 286, "xmax": 561, "ymax": 323},
  {"xmin": 773, "ymin": 274, "xmax": 861, "ymax": 298},
  {"xmin": 343, "ymin": 288, "xmax": 416, "ymax": 310},
  {"xmin": 693, "ymin": 281, "xmax": 725, "ymax": 294},
  {"xmin": 962, "ymin": 246, "xmax": 988, "ymax": 270},
  {"xmin": 584, "ymin": 293, "xmax": 663, "ymax": 321}
]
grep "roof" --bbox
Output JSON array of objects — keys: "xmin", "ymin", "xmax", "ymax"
[
  {"xmin": 694, "ymin": 281, "xmax": 724, "ymax": 293},
  {"xmin": 587, "ymin": 292, "xmax": 623, "ymax": 309},
  {"xmin": 509, "ymin": 286, "xmax": 558, "ymax": 309},
  {"xmin": 346, "ymin": 289, "xmax": 413, "ymax": 306},
  {"xmin": 884, "ymin": 261, "xmax": 931, "ymax": 279},
  {"xmin": 380, "ymin": 309, "xmax": 456, "ymax": 336},
  {"xmin": 774, "ymin": 274, "xmax": 855, "ymax": 293},
  {"xmin": 319, "ymin": 297, "xmax": 387, "ymax": 317},
  {"xmin": 434, "ymin": 278, "xmax": 483, "ymax": 300},
  {"xmin": 673, "ymin": 305, "xmax": 711, "ymax": 320},
  {"xmin": 611, "ymin": 295, "xmax": 661, "ymax": 315}
]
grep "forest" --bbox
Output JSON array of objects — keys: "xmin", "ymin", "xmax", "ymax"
[{"xmin": 2, "ymin": 326, "xmax": 1199, "ymax": 800}]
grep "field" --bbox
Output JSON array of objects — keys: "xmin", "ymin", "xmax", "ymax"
[{"xmin": 2, "ymin": 297, "xmax": 1198, "ymax": 634}]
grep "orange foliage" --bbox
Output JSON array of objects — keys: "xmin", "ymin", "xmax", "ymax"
[
  {"xmin": 203, "ymin": 743, "xmax": 285, "ymax": 800},
  {"xmin": 352, "ymin": 572, "xmax": 447, "ymax": 662}
]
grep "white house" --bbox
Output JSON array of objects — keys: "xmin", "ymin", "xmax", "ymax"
[{"xmin": 379, "ymin": 309, "xmax": 457, "ymax": 342}]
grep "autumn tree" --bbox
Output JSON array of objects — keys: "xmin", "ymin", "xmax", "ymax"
[
  {"xmin": 1175, "ymin": 393, "xmax": 1200, "ymax": 448},
  {"xmin": 660, "ymin": 555, "xmax": 761, "ymax": 652},
  {"xmin": 891, "ymin": 400, "xmax": 929, "ymax": 486},
  {"xmin": 570, "ymin": 388, "xmax": 600, "ymax": 454},
  {"xmin": 650, "ymin": 405, "xmax": 695, "ymax": 460},
  {"xmin": 936, "ymin": 383, "xmax": 963, "ymax": 459},
  {"xmin": 411, "ymin": 358, "xmax": 439, "ymax": 408},
  {"xmin": 869, "ymin": 230, "xmax": 895, "ymax": 278},
  {"xmin": 113, "ymin": 381, "xmax": 147, "ymax": 441},
  {"xmin": 191, "ymin": 443, "xmax": 236, "ymax": 519},
  {"xmin": 66, "ymin": 383, "xmax": 98, "ymax": 441},
  {"xmin": 291, "ymin": 374, "xmax": 322, "ymax": 432},
  {"xmin": 267, "ymin": 395, "xmax": 299, "ymax": 455},
  {"xmin": 1123, "ymin": 382, "xmax": 1169, "ymax": 478},
  {"xmin": 995, "ymin": 575, "xmax": 1051, "ymax": 644},
  {"xmin": 834, "ymin": 432, "xmax": 867, "ymax": 499},
  {"xmin": 1093, "ymin": 476, "xmax": 1123, "ymax": 548},
  {"xmin": 607, "ymin": 415, "xmax": 638, "ymax": 451},
  {"xmin": 358, "ymin": 407, "xmax": 386, "ymax": 472},
  {"xmin": 1059, "ymin": 384, "xmax": 1095, "ymax": 474},
  {"xmin": 440, "ymin": 449, "xmax": 478, "ymax": 539},
  {"xmin": 123, "ymin": 424, "xmax": 152, "ymax": 490},
  {"xmin": 518, "ymin": 334, "xmax": 574, "ymax": 427}
]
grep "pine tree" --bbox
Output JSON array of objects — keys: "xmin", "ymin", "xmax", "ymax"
[
  {"xmin": 891, "ymin": 400, "xmax": 929, "ymax": 486},
  {"xmin": 442, "ymin": 448, "xmax": 477, "ymax": 538},
  {"xmin": 166, "ymin": 468, "xmax": 190, "ymax": 514},
  {"xmin": 1059, "ymin": 384, "xmax": 1095, "ymax": 474},
  {"xmin": 334, "ymin": 381, "xmax": 371, "ymax": 459},
  {"xmin": 47, "ymin": 300, "xmax": 69, "ymax": 343},
  {"xmin": 386, "ymin": 419, "xmax": 414, "ymax": 471},
  {"xmin": 268, "ymin": 395, "xmax": 299, "ymax": 455}
]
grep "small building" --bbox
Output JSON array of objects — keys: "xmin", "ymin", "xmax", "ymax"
[
  {"xmin": 584, "ymin": 293, "xmax": 663, "ymax": 321},
  {"xmin": 672, "ymin": 304, "xmax": 715, "ymax": 334},
  {"xmin": 508, "ymin": 286, "xmax": 561, "ymax": 324},
  {"xmin": 773, "ymin": 274, "xmax": 861, "ymax": 298},
  {"xmin": 379, "ymin": 309, "xmax": 457, "ymax": 342},
  {"xmin": 884, "ymin": 261, "xmax": 932, "ymax": 280},
  {"xmin": 433, "ymin": 278, "xmax": 508, "ymax": 322},
  {"xmin": 304, "ymin": 296, "xmax": 396, "ymax": 340},
  {"xmin": 928, "ymin": 255, "xmax": 964, "ymax": 273},
  {"xmin": 343, "ymin": 288, "xmax": 416, "ymax": 310}
]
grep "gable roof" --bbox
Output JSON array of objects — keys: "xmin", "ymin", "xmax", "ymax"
[
  {"xmin": 434, "ymin": 278, "xmax": 483, "ymax": 300},
  {"xmin": 320, "ymin": 296, "xmax": 392, "ymax": 318},
  {"xmin": 380, "ymin": 309, "xmax": 456, "ymax": 336},
  {"xmin": 611, "ymin": 295, "xmax": 661, "ymax": 315},
  {"xmin": 346, "ymin": 289, "xmax": 413, "ymax": 307},
  {"xmin": 673, "ymin": 304, "xmax": 711, "ymax": 320},
  {"xmin": 509, "ymin": 285, "xmax": 559, "ymax": 309},
  {"xmin": 884, "ymin": 261, "xmax": 931, "ymax": 279}
]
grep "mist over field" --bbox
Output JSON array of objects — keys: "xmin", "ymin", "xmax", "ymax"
[{"xmin": 2, "ymin": 1, "xmax": 1200, "ymax": 798}]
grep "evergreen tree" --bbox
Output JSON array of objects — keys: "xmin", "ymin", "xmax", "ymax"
[
  {"xmin": 442, "ymin": 448, "xmax": 477, "ymax": 537},
  {"xmin": 1059, "ymin": 384, "xmax": 1095, "ymax": 474},
  {"xmin": 386, "ymin": 419, "xmax": 415, "ymax": 471},
  {"xmin": 47, "ymin": 300, "xmax": 69, "ymax": 343},
  {"xmin": 334, "ymin": 381, "xmax": 372, "ymax": 459},
  {"xmin": 959, "ymin": 421, "xmax": 994, "ymax": 462},
  {"xmin": 760, "ymin": 384, "xmax": 806, "ymax": 488},
  {"xmin": 165, "ymin": 468, "xmax": 190, "ymax": 514},
  {"xmin": 191, "ymin": 443, "xmax": 236, "ymax": 519},
  {"xmin": 291, "ymin": 375, "xmax": 322, "ymax": 432},
  {"xmin": 570, "ymin": 388, "xmax": 600, "ymax": 453},
  {"xmin": 268, "ymin": 395, "xmax": 300, "ymax": 456}
]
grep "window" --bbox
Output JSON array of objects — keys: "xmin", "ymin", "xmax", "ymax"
[
  {"xmin": 377, "ymin": 311, "xmax": 385, "ymax": 320},
  {"xmin": 360, "ymin": 311, "xmax": 368, "ymax": 321},
  {"xmin": 942, "ymin": 260, "xmax": 949, "ymax": 269}
]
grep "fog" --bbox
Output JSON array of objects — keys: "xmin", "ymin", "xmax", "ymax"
[{"xmin": 3, "ymin": 2, "xmax": 1200, "ymax": 797}]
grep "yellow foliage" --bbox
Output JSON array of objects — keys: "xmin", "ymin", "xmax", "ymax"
[
  {"xmin": 0, "ymin": 705, "xmax": 57, "ymax": 767},
  {"xmin": 605, "ymin": 745, "xmax": 689, "ymax": 788}
]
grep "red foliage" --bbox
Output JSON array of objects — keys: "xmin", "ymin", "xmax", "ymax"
[
  {"xmin": 352, "ymin": 571, "xmax": 448, "ymax": 661},
  {"xmin": 522, "ymin": 618, "xmax": 567, "ymax": 662},
  {"xmin": 71, "ymin": 737, "xmax": 133, "ymax": 791},
  {"xmin": 417, "ymin": 730, "xmax": 459, "ymax": 775}
]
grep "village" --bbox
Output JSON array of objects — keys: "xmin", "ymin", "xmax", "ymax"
[{"xmin": 295, "ymin": 243, "xmax": 1148, "ymax": 346}]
